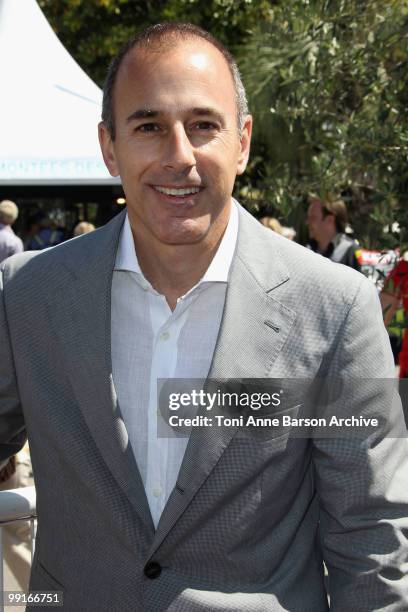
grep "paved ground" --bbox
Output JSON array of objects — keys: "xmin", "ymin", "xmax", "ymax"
[
  {"xmin": 0, "ymin": 447, "xmax": 34, "ymax": 611},
  {"xmin": 4, "ymin": 556, "xmax": 25, "ymax": 610}
]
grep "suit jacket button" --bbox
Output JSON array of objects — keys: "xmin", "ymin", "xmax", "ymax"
[{"xmin": 144, "ymin": 561, "xmax": 162, "ymax": 579}]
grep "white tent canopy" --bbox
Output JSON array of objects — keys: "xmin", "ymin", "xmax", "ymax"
[{"xmin": 0, "ymin": 0, "xmax": 119, "ymax": 185}]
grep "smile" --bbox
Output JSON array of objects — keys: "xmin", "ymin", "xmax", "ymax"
[{"xmin": 153, "ymin": 186, "xmax": 201, "ymax": 196}]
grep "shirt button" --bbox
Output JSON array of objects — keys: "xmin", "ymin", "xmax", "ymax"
[
  {"xmin": 153, "ymin": 487, "xmax": 162, "ymax": 498},
  {"xmin": 160, "ymin": 331, "xmax": 170, "ymax": 341}
]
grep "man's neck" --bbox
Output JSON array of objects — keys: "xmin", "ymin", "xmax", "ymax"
[
  {"xmin": 316, "ymin": 230, "xmax": 337, "ymax": 255},
  {"xmin": 129, "ymin": 218, "xmax": 229, "ymax": 311}
]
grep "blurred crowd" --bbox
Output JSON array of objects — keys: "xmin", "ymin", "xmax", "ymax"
[{"xmin": 0, "ymin": 199, "xmax": 95, "ymax": 259}]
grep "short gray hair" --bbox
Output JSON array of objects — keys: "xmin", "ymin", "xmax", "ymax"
[
  {"xmin": 102, "ymin": 23, "xmax": 249, "ymax": 140},
  {"xmin": 0, "ymin": 200, "xmax": 19, "ymax": 225}
]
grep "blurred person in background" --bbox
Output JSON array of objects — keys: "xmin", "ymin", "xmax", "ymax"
[
  {"xmin": 281, "ymin": 226, "xmax": 296, "ymax": 241},
  {"xmin": 73, "ymin": 221, "xmax": 96, "ymax": 237},
  {"xmin": 25, "ymin": 211, "xmax": 64, "ymax": 250},
  {"xmin": 259, "ymin": 216, "xmax": 283, "ymax": 234},
  {"xmin": 0, "ymin": 200, "xmax": 23, "ymax": 263},
  {"xmin": 260, "ymin": 216, "xmax": 296, "ymax": 240},
  {"xmin": 306, "ymin": 194, "xmax": 361, "ymax": 271}
]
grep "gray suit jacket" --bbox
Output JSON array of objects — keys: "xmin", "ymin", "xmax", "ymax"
[{"xmin": 0, "ymin": 205, "xmax": 407, "ymax": 611}]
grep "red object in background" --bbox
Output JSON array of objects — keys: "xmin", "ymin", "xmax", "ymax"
[
  {"xmin": 356, "ymin": 248, "xmax": 399, "ymax": 289},
  {"xmin": 383, "ymin": 260, "xmax": 408, "ymax": 377},
  {"xmin": 356, "ymin": 249, "xmax": 383, "ymax": 266}
]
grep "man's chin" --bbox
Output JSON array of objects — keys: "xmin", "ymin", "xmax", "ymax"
[
  {"xmin": 154, "ymin": 220, "xmax": 209, "ymax": 246},
  {"xmin": 155, "ymin": 231, "xmax": 207, "ymax": 246}
]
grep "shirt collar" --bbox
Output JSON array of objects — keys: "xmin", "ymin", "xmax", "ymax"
[
  {"xmin": 325, "ymin": 233, "xmax": 346, "ymax": 257},
  {"xmin": 199, "ymin": 198, "xmax": 238, "ymax": 283},
  {"xmin": 114, "ymin": 214, "xmax": 141, "ymax": 274},
  {"xmin": 114, "ymin": 199, "xmax": 239, "ymax": 287}
]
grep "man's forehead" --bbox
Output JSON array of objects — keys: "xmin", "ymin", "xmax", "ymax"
[
  {"xmin": 110, "ymin": 36, "xmax": 240, "ymax": 127},
  {"xmin": 120, "ymin": 36, "xmax": 230, "ymax": 78}
]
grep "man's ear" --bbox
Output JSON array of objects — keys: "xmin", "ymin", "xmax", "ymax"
[
  {"xmin": 98, "ymin": 122, "xmax": 120, "ymax": 177},
  {"xmin": 236, "ymin": 114, "xmax": 253, "ymax": 176}
]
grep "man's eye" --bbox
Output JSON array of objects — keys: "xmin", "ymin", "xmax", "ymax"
[
  {"xmin": 135, "ymin": 123, "xmax": 159, "ymax": 132},
  {"xmin": 194, "ymin": 122, "xmax": 218, "ymax": 131}
]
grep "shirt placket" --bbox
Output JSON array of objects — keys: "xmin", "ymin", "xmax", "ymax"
[{"xmin": 146, "ymin": 293, "xmax": 188, "ymax": 527}]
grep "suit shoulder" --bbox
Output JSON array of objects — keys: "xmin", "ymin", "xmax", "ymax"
[
  {"xmin": 238, "ymin": 205, "xmax": 365, "ymax": 306},
  {"xmin": 1, "ymin": 212, "xmax": 125, "ymax": 288},
  {"xmin": 276, "ymin": 232, "xmax": 361, "ymax": 279},
  {"xmin": 1, "ymin": 250, "xmax": 40, "ymax": 281},
  {"xmin": 277, "ymin": 234, "xmax": 367, "ymax": 307}
]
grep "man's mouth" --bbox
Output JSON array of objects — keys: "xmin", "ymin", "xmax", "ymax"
[{"xmin": 153, "ymin": 186, "xmax": 201, "ymax": 196}]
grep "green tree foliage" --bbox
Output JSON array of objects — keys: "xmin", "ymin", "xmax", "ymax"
[
  {"xmin": 39, "ymin": 0, "xmax": 408, "ymax": 248},
  {"xmin": 238, "ymin": 0, "xmax": 408, "ymax": 247},
  {"xmin": 38, "ymin": 0, "xmax": 271, "ymax": 85}
]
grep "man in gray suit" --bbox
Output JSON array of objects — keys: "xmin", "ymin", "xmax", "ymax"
[{"xmin": 0, "ymin": 23, "xmax": 407, "ymax": 612}]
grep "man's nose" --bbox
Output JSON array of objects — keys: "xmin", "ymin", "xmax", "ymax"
[{"xmin": 161, "ymin": 124, "xmax": 196, "ymax": 172}]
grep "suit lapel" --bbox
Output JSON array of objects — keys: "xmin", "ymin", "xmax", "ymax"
[
  {"xmin": 149, "ymin": 205, "xmax": 296, "ymax": 556},
  {"xmin": 48, "ymin": 211, "xmax": 154, "ymax": 536}
]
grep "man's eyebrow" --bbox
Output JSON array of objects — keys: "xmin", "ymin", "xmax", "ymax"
[
  {"xmin": 126, "ymin": 109, "xmax": 160, "ymax": 123},
  {"xmin": 190, "ymin": 107, "xmax": 225, "ymax": 123},
  {"xmin": 126, "ymin": 107, "xmax": 225, "ymax": 124}
]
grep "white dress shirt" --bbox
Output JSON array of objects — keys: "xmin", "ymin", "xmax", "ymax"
[{"xmin": 111, "ymin": 201, "xmax": 238, "ymax": 527}]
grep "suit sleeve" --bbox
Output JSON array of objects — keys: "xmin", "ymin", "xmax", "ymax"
[
  {"xmin": 0, "ymin": 264, "xmax": 26, "ymax": 470},
  {"xmin": 312, "ymin": 275, "xmax": 408, "ymax": 610}
]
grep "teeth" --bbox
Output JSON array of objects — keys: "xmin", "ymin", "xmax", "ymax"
[{"xmin": 155, "ymin": 186, "xmax": 200, "ymax": 196}]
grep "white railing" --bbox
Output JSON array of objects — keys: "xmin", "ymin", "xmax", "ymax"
[{"xmin": 0, "ymin": 487, "xmax": 36, "ymax": 612}]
